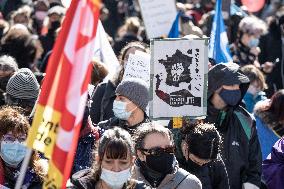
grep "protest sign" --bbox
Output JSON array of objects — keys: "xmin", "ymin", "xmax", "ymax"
[
  {"xmin": 150, "ymin": 38, "xmax": 208, "ymax": 118},
  {"xmin": 123, "ymin": 51, "xmax": 150, "ymax": 85},
  {"xmin": 138, "ymin": 0, "xmax": 177, "ymax": 39}
]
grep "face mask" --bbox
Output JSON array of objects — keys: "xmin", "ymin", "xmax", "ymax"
[
  {"xmin": 113, "ymin": 100, "xmax": 134, "ymax": 120},
  {"xmin": 247, "ymin": 85, "xmax": 260, "ymax": 96},
  {"xmin": 100, "ymin": 168, "xmax": 131, "ymax": 189},
  {"xmin": 49, "ymin": 20, "xmax": 61, "ymax": 32},
  {"xmin": 186, "ymin": 158, "xmax": 202, "ymax": 172},
  {"xmin": 35, "ymin": 11, "xmax": 47, "ymax": 21},
  {"xmin": 219, "ymin": 89, "xmax": 241, "ymax": 106},
  {"xmin": 0, "ymin": 141, "xmax": 27, "ymax": 167},
  {"xmin": 145, "ymin": 153, "xmax": 175, "ymax": 174},
  {"xmin": 248, "ymin": 38, "xmax": 259, "ymax": 48}
]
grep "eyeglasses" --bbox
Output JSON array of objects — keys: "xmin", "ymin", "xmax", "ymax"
[
  {"xmin": 140, "ymin": 145, "xmax": 175, "ymax": 156},
  {"xmin": 2, "ymin": 134, "xmax": 26, "ymax": 143}
]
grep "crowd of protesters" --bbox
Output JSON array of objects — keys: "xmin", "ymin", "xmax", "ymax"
[{"xmin": 0, "ymin": 0, "xmax": 283, "ymax": 189}]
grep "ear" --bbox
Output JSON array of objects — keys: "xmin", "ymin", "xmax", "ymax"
[
  {"xmin": 137, "ymin": 150, "xmax": 146, "ymax": 161},
  {"xmin": 181, "ymin": 140, "xmax": 188, "ymax": 160}
]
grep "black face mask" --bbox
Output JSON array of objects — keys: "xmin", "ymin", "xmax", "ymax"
[
  {"xmin": 49, "ymin": 20, "xmax": 61, "ymax": 33},
  {"xmin": 186, "ymin": 158, "xmax": 202, "ymax": 172},
  {"xmin": 0, "ymin": 76, "xmax": 11, "ymax": 92},
  {"xmin": 145, "ymin": 153, "xmax": 175, "ymax": 174}
]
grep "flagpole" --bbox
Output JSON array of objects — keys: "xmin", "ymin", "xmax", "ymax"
[{"xmin": 15, "ymin": 148, "xmax": 33, "ymax": 189}]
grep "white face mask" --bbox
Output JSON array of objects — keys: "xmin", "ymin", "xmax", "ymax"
[{"xmin": 100, "ymin": 168, "xmax": 131, "ymax": 189}]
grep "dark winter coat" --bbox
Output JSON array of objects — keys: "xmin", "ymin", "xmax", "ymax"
[
  {"xmin": 206, "ymin": 63, "xmax": 262, "ymax": 189},
  {"xmin": 68, "ymin": 169, "xmax": 151, "ymax": 189},
  {"xmin": 89, "ymin": 80, "xmax": 116, "ymax": 124}
]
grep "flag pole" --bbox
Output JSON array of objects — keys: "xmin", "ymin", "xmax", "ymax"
[{"xmin": 15, "ymin": 148, "xmax": 33, "ymax": 189}]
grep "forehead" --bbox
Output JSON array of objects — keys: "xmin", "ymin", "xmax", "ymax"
[{"xmin": 143, "ymin": 132, "xmax": 171, "ymax": 149}]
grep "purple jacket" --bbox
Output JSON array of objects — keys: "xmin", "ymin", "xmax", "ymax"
[{"xmin": 263, "ymin": 138, "xmax": 284, "ymax": 189}]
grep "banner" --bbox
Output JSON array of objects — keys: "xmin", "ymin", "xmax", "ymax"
[
  {"xmin": 138, "ymin": 0, "xmax": 177, "ymax": 39},
  {"xmin": 26, "ymin": 0, "xmax": 100, "ymax": 188},
  {"xmin": 150, "ymin": 38, "xmax": 208, "ymax": 118}
]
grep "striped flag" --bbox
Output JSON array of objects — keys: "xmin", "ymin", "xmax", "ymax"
[
  {"xmin": 26, "ymin": 0, "xmax": 100, "ymax": 188},
  {"xmin": 208, "ymin": 0, "xmax": 232, "ymax": 63}
]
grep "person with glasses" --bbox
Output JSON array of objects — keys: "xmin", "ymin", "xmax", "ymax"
[
  {"xmin": 133, "ymin": 122, "xmax": 201, "ymax": 189},
  {"xmin": 68, "ymin": 127, "xmax": 150, "ymax": 189},
  {"xmin": 0, "ymin": 106, "xmax": 46, "ymax": 188},
  {"xmin": 180, "ymin": 122, "xmax": 229, "ymax": 189}
]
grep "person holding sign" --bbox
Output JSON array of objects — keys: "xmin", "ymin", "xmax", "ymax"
[
  {"xmin": 90, "ymin": 42, "xmax": 148, "ymax": 124},
  {"xmin": 97, "ymin": 78, "xmax": 150, "ymax": 136},
  {"xmin": 0, "ymin": 106, "xmax": 46, "ymax": 188},
  {"xmin": 206, "ymin": 62, "xmax": 262, "ymax": 189},
  {"xmin": 133, "ymin": 122, "xmax": 202, "ymax": 189},
  {"xmin": 68, "ymin": 127, "xmax": 150, "ymax": 189}
]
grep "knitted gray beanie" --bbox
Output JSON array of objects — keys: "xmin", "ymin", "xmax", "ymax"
[
  {"xmin": 116, "ymin": 78, "xmax": 149, "ymax": 112},
  {"xmin": 6, "ymin": 68, "xmax": 40, "ymax": 99}
]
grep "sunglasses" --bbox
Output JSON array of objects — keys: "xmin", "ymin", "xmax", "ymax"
[{"xmin": 140, "ymin": 145, "xmax": 175, "ymax": 156}]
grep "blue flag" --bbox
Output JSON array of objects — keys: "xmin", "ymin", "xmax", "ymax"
[
  {"xmin": 168, "ymin": 12, "xmax": 181, "ymax": 38},
  {"xmin": 209, "ymin": 0, "xmax": 232, "ymax": 63}
]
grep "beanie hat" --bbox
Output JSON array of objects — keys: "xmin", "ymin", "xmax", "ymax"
[
  {"xmin": 6, "ymin": 68, "xmax": 40, "ymax": 99},
  {"xmin": 115, "ymin": 78, "xmax": 149, "ymax": 112}
]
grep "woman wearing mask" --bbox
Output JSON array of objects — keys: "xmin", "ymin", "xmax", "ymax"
[
  {"xmin": 180, "ymin": 122, "xmax": 229, "ymax": 189},
  {"xmin": 0, "ymin": 106, "xmax": 46, "ymax": 188},
  {"xmin": 230, "ymin": 16, "xmax": 267, "ymax": 67},
  {"xmin": 133, "ymin": 122, "xmax": 202, "ymax": 189},
  {"xmin": 254, "ymin": 89, "xmax": 284, "ymax": 160},
  {"xmin": 68, "ymin": 127, "xmax": 150, "ymax": 189},
  {"xmin": 90, "ymin": 42, "xmax": 149, "ymax": 124}
]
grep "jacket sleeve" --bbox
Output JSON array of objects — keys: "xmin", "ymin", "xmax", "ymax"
[
  {"xmin": 244, "ymin": 120, "xmax": 262, "ymax": 187},
  {"xmin": 210, "ymin": 155, "xmax": 230, "ymax": 189}
]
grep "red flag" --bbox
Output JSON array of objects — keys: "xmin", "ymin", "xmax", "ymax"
[{"xmin": 26, "ymin": 0, "xmax": 100, "ymax": 188}]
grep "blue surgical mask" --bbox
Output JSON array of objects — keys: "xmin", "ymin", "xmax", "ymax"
[
  {"xmin": 113, "ymin": 100, "xmax": 132, "ymax": 120},
  {"xmin": 248, "ymin": 38, "xmax": 259, "ymax": 48},
  {"xmin": 219, "ymin": 89, "xmax": 241, "ymax": 106},
  {"xmin": 0, "ymin": 141, "xmax": 27, "ymax": 167},
  {"xmin": 100, "ymin": 168, "xmax": 131, "ymax": 189}
]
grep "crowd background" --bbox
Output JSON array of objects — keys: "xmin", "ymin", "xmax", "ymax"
[{"xmin": 0, "ymin": 0, "xmax": 283, "ymax": 189}]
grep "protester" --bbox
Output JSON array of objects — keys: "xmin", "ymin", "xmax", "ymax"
[
  {"xmin": 180, "ymin": 122, "xmax": 230, "ymax": 189},
  {"xmin": 90, "ymin": 42, "xmax": 148, "ymax": 124},
  {"xmin": 113, "ymin": 17, "xmax": 141, "ymax": 55},
  {"xmin": 206, "ymin": 62, "xmax": 262, "ymax": 189},
  {"xmin": 259, "ymin": 11, "xmax": 284, "ymax": 97},
  {"xmin": 0, "ymin": 55, "xmax": 18, "ymax": 106},
  {"xmin": 68, "ymin": 127, "xmax": 150, "ymax": 189},
  {"xmin": 262, "ymin": 137, "xmax": 284, "ymax": 189},
  {"xmin": 240, "ymin": 65, "xmax": 267, "ymax": 113},
  {"xmin": 39, "ymin": 5, "xmax": 65, "ymax": 60},
  {"xmin": 133, "ymin": 122, "xmax": 202, "ymax": 189},
  {"xmin": 0, "ymin": 106, "xmax": 46, "ymax": 188},
  {"xmin": 254, "ymin": 89, "xmax": 284, "ymax": 160},
  {"xmin": 230, "ymin": 16, "xmax": 267, "ymax": 67},
  {"xmin": 97, "ymin": 78, "xmax": 150, "ymax": 136},
  {"xmin": 5, "ymin": 68, "xmax": 40, "ymax": 114}
]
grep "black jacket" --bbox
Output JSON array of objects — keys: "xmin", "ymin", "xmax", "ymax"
[
  {"xmin": 206, "ymin": 63, "xmax": 262, "ymax": 189},
  {"xmin": 68, "ymin": 169, "xmax": 151, "ymax": 189},
  {"xmin": 97, "ymin": 115, "xmax": 150, "ymax": 136},
  {"xmin": 90, "ymin": 80, "xmax": 116, "ymax": 124}
]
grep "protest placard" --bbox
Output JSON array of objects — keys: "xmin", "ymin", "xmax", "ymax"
[
  {"xmin": 138, "ymin": 0, "xmax": 177, "ymax": 39},
  {"xmin": 150, "ymin": 38, "xmax": 208, "ymax": 118},
  {"xmin": 123, "ymin": 51, "xmax": 151, "ymax": 85}
]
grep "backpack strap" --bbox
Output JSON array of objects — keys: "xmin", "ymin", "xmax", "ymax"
[{"xmin": 172, "ymin": 168, "xmax": 189, "ymax": 189}]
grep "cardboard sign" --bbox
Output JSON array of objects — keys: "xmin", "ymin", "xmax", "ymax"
[
  {"xmin": 123, "ymin": 51, "xmax": 151, "ymax": 85},
  {"xmin": 150, "ymin": 38, "xmax": 208, "ymax": 118},
  {"xmin": 138, "ymin": 0, "xmax": 177, "ymax": 39}
]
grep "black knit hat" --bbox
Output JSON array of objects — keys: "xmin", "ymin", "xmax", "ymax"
[{"xmin": 115, "ymin": 78, "xmax": 149, "ymax": 112}]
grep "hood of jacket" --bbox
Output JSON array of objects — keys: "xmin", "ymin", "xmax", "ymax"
[{"xmin": 208, "ymin": 62, "xmax": 250, "ymax": 105}]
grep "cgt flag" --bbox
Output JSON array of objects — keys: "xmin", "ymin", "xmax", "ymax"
[
  {"xmin": 26, "ymin": 0, "xmax": 100, "ymax": 188},
  {"xmin": 208, "ymin": 0, "xmax": 232, "ymax": 63}
]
